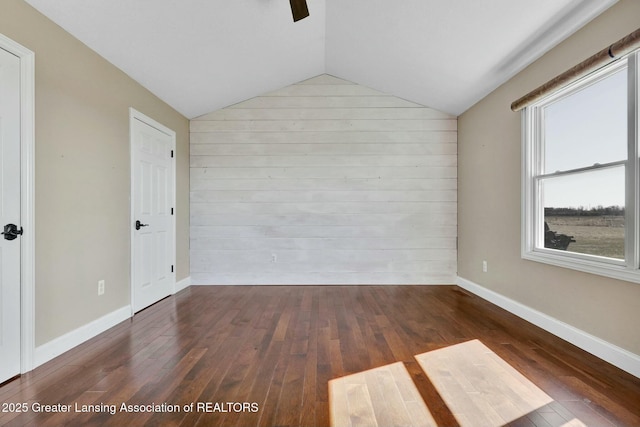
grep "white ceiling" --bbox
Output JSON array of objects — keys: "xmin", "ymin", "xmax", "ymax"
[{"xmin": 24, "ymin": 0, "xmax": 616, "ymax": 119}]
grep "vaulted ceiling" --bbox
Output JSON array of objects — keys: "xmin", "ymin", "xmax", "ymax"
[{"xmin": 24, "ymin": 0, "xmax": 617, "ymax": 119}]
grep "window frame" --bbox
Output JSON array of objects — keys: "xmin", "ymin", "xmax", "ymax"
[{"xmin": 522, "ymin": 51, "xmax": 640, "ymax": 283}]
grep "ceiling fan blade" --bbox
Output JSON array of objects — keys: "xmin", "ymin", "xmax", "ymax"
[{"xmin": 289, "ymin": 0, "xmax": 309, "ymax": 22}]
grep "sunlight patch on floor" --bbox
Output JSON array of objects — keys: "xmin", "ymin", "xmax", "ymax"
[
  {"xmin": 329, "ymin": 361, "xmax": 437, "ymax": 427},
  {"xmin": 415, "ymin": 339, "xmax": 554, "ymax": 426},
  {"xmin": 562, "ymin": 419, "xmax": 588, "ymax": 427}
]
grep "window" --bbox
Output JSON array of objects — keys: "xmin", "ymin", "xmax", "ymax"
[{"xmin": 522, "ymin": 51, "xmax": 640, "ymax": 283}]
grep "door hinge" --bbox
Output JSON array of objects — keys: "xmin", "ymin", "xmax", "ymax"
[{"xmin": 170, "ymin": 150, "xmax": 174, "ymax": 158}]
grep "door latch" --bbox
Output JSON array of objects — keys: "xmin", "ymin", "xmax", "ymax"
[
  {"xmin": 135, "ymin": 220, "xmax": 149, "ymax": 231},
  {"xmin": 2, "ymin": 223, "xmax": 23, "ymax": 241}
]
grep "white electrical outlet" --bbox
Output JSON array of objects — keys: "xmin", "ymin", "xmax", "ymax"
[
  {"xmin": 482, "ymin": 260, "xmax": 488, "ymax": 273},
  {"xmin": 271, "ymin": 254, "xmax": 277, "ymax": 263},
  {"xmin": 98, "ymin": 280, "xmax": 105, "ymax": 295}
]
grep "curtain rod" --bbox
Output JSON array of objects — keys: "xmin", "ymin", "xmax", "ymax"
[{"xmin": 511, "ymin": 27, "xmax": 640, "ymax": 112}]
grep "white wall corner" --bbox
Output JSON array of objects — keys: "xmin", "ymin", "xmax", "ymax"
[
  {"xmin": 34, "ymin": 306, "xmax": 131, "ymax": 369},
  {"xmin": 176, "ymin": 276, "xmax": 191, "ymax": 293},
  {"xmin": 456, "ymin": 276, "xmax": 640, "ymax": 379}
]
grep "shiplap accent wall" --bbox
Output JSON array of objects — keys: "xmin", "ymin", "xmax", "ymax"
[{"xmin": 190, "ymin": 74, "xmax": 457, "ymax": 285}]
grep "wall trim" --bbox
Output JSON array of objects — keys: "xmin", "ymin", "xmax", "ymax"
[
  {"xmin": 176, "ymin": 276, "xmax": 191, "ymax": 292},
  {"xmin": 34, "ymin": 306, "xmax": 131, "ymax": 369},
  {"xmin": 456, "ymin": 276, "xmax": 640, "ymax": 379},
  {"xmin": 189, "ymin": 282, "xmax": 447, "ymax": 286}
]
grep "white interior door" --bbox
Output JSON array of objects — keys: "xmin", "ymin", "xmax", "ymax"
[
  {"xmin": 131, "ymin": 111, "xmax": 175, "ymax": 313},
  {"xmin": 0, "ymin": 47, "xmax": 22, "ymax": 383}
]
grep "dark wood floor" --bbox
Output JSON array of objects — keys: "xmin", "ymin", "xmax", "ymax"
[{"xmin": 0, "ymin": 285, "xmax": 638, "ymax": 426}]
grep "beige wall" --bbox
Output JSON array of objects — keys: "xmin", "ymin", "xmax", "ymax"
[
  {"xmin": 0, "ymin": 0, "xmax": 190, "ymax": 345},
  {"xmin": 458, "ymin": 0, "xmax": 640, "ymax": 355}
]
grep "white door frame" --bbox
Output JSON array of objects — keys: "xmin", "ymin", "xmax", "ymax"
[
  {"xmin": 129, "ymin": 108, "xmax": 176, "ymax": 315},
  {"xmin": 0, "ymin": 33, "xmax": 35, "ymax": 373}
]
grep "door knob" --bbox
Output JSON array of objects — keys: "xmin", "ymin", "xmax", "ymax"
[
  {"xmin": 2, "ymin": 223, "xmax": 23, "ymax": 241},
  {"xmin": 135, "ymin": 220, "xmax": 148, "ymax": 231}
]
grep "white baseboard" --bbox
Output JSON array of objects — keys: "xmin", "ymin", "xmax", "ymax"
[
  {"xmin": 456, "ymin": 276, "xmax": 640, "ymax": 379},
  {"xmin": 34, "ymin": 306, "xmax": 131, "ymax": 369},
  {"xmin": 176, "ymin": 276, "xmax": 191, "ymax": 292},
  {"xmin": 33, "ymin": 277, "xmax": 191, "ymax": 369}
]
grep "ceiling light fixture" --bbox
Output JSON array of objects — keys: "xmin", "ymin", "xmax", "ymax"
[{"xmin": 289, "ymin": 0, "xmax": 309, "ymax": 22}]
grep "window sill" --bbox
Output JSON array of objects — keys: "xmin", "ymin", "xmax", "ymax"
[{"xmin": 522, "ymin": 249, "xmax": 640, "ymax": 284}]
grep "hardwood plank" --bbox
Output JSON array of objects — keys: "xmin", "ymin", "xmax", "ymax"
[
  {"xmin": 194, "ymin": 107, "xmax": 455, "ymax": 121},
  {"xmin": 190, "ymin": 165, "xmax": 457, "ymax": 180},
  {"xmin": 0, "ymin": 286, "xmax": 638, "ymax": 427},
  {"xmin": 272, "ymin": 354, "xmax": 306, "ymax": 426},
  {"xmin": 190, "ymin": 154, "xmax": 457, "ymax": 168},
  {"xmin": 190, "ymin": 257, "xmax": 457, "ymax": 278},
  {"xmin": 189, "ymin": 202, "xmax": 458, "ymax": 216},
  {"xmin": 225, "ymin": 95, "xmax": 423, "ymax": 109},
  {"xmin": 190, "ymin": 143, "xmax": 457, "ymax": 157},
  {"xmin": 190, "ymin": 119, "xmax": 457, "ymax": 133},
  {"xmin": 330, "ymin": 362, "xmax": 438, "ymax": 427},
  {"xmin": 190, "ymin": 179, "xmax": 458, "ymax": 194},
  {"xmin": 190, "ymin": 236, "xmax": 457, "ymax": 252},
  {"xmin": 346, "ymin": 383, "xmax": 378, "ymax": 427},
  {"xmin": 298, "ymin": 290, "xmax": 319, "ymax": 427},
  {"xmin": 189, "ymin": 224, "xmax": 457, "ymax": 240},
  {"xmin": 189, "ymin": 130, "xmax": 458, "ymax": 144},
  {"xmin": 296, "ymin": 75, "xmax": 354, "ymax": 86},
  {"xmin": 329, "ymin": 373, "xmax": 351, "ymax": 427},
  {"xmin": 262, "ymin": 84, "xmax": 386, "ymax": 97}
]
